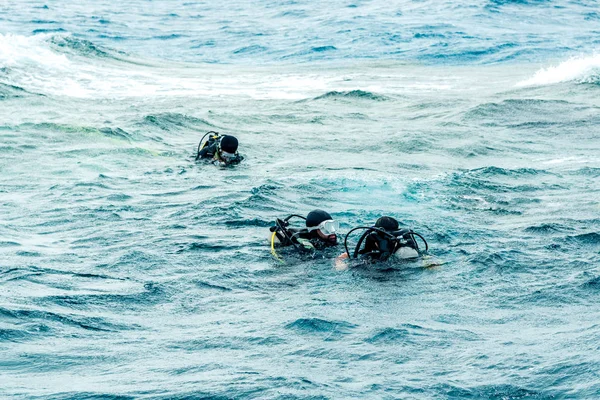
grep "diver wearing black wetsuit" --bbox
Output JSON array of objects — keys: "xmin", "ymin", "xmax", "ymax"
[
  {"xmin": 273, "ymin": 209, "xmax": 339, "ymax": 251},
  {"xmin": 197, "ymin": 133, "xmax": 243, "ymax": 166},
  {"xmin": 358, "ymin": 216, "xmax": 419, "ymax": 260},
  {"xmin": 335, "ymin": 216, "xmax": 423, "ymax": 270}
]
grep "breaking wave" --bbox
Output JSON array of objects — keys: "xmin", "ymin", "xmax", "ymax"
[{"xmin": 517, "ymin": 53, "xmax": 600, "ymax": 87}]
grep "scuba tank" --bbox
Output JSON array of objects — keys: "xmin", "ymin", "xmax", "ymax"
[
  {"xmin": 195, "ymin": 131, "xmax": 221, "ymax": 161},
  {"xmin": 269, "ymin": 214, "xmax": 317, "ymax": 263},
  {"xmin": 269, "ymin": 214, "xmax": 314, "ymax": 252},
  {"xmin": 343, "ymin": 226, "xmax": 428, "ymax": 262}
]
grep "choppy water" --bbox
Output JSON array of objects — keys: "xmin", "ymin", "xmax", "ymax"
[{"xmin": 2, "ymin": 1, "xmax": 600, "ymax": 398}]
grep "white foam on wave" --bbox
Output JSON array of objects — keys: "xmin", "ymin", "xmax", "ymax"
[
  {"xmin": 516, "ymin": 53, "xmax": 600, "ymax": 87},
  {"xmin": 0, "ymin": 33, "xmax": 70, "ymax": 70},
  {"xmin": 0, "ymin": 33, "xmax": 102, "ymax": 97},
  {"xmin": 0, "ymin": 33, "xmax": 339, "ymax": 99},
  {"xmin": 536, "ymin": 156, "xmax": 595, "ymax": 165},
  {"xmin": 0, "ymin": 33, "xmax": 460, "ymax": 100},
  {"xmin": 0, "ymin": 33, "xmax": 89, "ymax": 96}
]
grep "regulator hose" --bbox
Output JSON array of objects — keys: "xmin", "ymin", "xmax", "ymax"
[{"xmin": 195, "ymin": 131, "xmax": 220, "ymax": 160}]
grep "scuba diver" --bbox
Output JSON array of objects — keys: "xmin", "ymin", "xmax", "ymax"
[
  {"xmin": 270, "ymin": 209, "xmax": 340, "ymax": 261},
  {"xmin": 335, "ymin": 216, "xmax": 428, "ymax": 270},
  {"xmin": 195, "ymin": 131, "xmax": 243, "ymax": 166}
]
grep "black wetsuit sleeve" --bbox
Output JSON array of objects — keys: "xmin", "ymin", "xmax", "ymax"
[
  {"xmin": 276, "ymin": 228, "xmax": 300, "ymax": 247},
  {"xmin": 199, "ymin": 142, "xmax": 217, "ymax": 159}
]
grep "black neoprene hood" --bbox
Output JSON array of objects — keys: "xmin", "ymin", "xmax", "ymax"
[
  {"xmin": 220, "ymin": 135, "xmax": 238, "ymax": 153},
  {"xmin": 306, "ymin": 209, "xmax": 333, "ymax": 227},
  {"xmin": 375, "ymin": 216, "xmax": 399, "ymax": 231}
]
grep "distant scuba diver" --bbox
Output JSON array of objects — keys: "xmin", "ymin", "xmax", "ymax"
[
  {"xmin": 195, "ymin": 131, "xmax": 243, "ymax": 166},
  {"xmin": 335, "ymin": 216, "xmax": 428, "ymax": 270},
  {"xmin": 270, "ymin": 209, "xmax": 340, "ymax": 261}
]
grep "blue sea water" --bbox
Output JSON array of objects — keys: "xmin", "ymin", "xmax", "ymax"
[{"xmin": 1, "ymin": 0, "xmax": 600, "ymax": 398}]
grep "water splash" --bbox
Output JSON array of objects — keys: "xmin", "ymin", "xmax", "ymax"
[{"xmin": 516, "ymin": 53, "xmax": 600, "ymax": 87}]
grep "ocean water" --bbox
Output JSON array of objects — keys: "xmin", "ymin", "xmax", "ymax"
[{"xmin": 1, "ymin": 1, "xmax": 600, "ymax": 398}]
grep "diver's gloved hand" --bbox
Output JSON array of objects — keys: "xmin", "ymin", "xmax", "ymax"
[{"xmin": 296, "ymin": 238, "xmax": 315, "ymax": 251}]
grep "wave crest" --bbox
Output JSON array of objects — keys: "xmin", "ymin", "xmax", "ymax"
[
  {"xmin": 0, "ymin": 33, "xmax": 334, "ymax": 99},
  {"xmin": 50, "ymin": 35, "xmax": 124, "ymax": 59},
  {"xmin": 0, "ymin": 83, "xmax": 30, "ymax": 100},
  {"xmin": 312, "ymin": 90, "xmax": 388, "ymax": 101},
  {"xmin": 517, "ymin": 54, "xmax": 600, "ymax": 87},
  {"xmin": 285, "ymin": 318, "xmax": 357, "ymax": 335}
]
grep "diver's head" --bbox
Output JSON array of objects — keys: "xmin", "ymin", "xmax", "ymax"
[
  {"xmin": 375, "ymin": 216, "xmax": 399, "ymax": 232},
  {"xmin": 218, "ymin": 135, "xmax": 238, "ymax": 163},
  {"xmin": 306, "ymin": 209, "xmax": 339, "ymax": 244},
  {"xmin": 366, "ymin": 216, "xmax": 400, "ymax": 260}
]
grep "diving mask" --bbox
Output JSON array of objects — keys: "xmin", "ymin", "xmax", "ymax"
[
  {"xmin": 307, "ymin": 219, "xmax": 339, "ymax": 235},
  {"xmin": 219, "ymin": 150, "xmax": 236, "ymax": 161}
]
